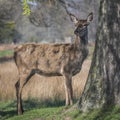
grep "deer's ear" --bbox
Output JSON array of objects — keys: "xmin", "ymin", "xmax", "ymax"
[
  {"xmin": 69, "ymin": 14, "xmax": 79, "ymax": 25},
  {"xmin": 87, "ymin": 12, "xmax": 93, "ymax": 24}
]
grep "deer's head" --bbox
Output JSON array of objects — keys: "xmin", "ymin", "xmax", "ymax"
[{"xmin": 70, "ymin": 13, "xmax": 93, "ymax": 44}]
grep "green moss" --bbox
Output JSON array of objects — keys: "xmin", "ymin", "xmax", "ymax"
[{"xmin": 66, "ymin": 106, "xmax": 120, "ymax": 120}]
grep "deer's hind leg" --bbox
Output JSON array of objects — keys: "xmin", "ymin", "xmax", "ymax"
[
  {"xmin": 15, "ymin": 70, "xmax": 35, "ymax": 115},
  {"xmin": 63, "ymin": 73, "xmax": 73, "ymax": 106}
]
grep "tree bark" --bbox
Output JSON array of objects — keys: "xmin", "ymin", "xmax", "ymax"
[{"xmin": 79, "ymin": 0, "xmax": 120, "ymax": 112}]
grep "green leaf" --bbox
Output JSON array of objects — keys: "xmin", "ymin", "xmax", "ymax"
[{"xmin": 22, "ymin": 0, "xmax": 31, "ymax": 16}]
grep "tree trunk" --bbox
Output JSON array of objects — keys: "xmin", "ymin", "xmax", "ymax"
[{"xmin": 79, "ymin": 0, "xmax": 120, "ymax": 112}]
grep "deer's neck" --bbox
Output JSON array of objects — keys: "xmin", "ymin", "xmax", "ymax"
[{"xmin": 74, "ymin": 35, "xmax": 86, "ymax": 50}]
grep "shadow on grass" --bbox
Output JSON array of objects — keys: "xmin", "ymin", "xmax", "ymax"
[
  {"xmin": 0, "ymin": 110, "xmax": 16, "ymax": 120},
  {"xmin": 0, "ymin": 101, "xmax": 16, "ymax": 120},
  {"xmin": 0, "ymin": 98, "xmax": 66, "ymax": 119},
  {"xmin": 0, "ymin": 56, "xmax": 13, "ymax": 63},
  {"xmin": 23, "ymin": 98, "xmax": 78, "ymax": 111},
  {"xmin": 23, "ymin": 98, "xmax": 65, "ymax": 110}
]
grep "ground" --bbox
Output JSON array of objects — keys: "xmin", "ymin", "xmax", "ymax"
[{"xmin": 0, "ymin": 100, "xmax": 120, "ymax": 120}]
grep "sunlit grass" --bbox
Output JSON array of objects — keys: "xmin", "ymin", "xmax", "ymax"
[
  {"xmin": 0, "ymin": 50, "xmax": 13, "ymax": 58},
  {"xmin": 0, "ymin": 100, "xmax": 64, "ymax": 120},
  {"xmin": 0, "ymin": 100, "xmax": 120, "ymax": 120}
]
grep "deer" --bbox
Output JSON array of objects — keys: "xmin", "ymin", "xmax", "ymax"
[{"xmin": 14, "ymin": 12, "xmax": 93, "ymax": 115}]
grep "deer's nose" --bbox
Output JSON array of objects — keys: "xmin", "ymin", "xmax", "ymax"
[{"xmin": 74, "ymin": 29, "xmax": 79, "ymax": 35}]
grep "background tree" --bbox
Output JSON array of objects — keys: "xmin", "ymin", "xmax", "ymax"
[
  {"xmin": 0, "ymin": 0, "xmax": 21, "ymax": 43},
  {"xmin": 79, "ymin": 0, "xmax": 120, "ymax": 112},
  {"xmin": 21, "ymin": 0, "xmax": 99, "ymax": 43},
  {"xmin": 0, "ymin": 0, "xmax": 99, "ymax": 43}
]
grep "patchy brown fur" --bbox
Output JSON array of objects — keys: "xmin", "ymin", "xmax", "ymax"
[{"xmin": 14, "ymin": 42, "xmax": 86, "ymax": 76}]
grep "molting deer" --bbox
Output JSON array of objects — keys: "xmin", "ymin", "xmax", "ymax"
[{"xmin": 14, "ymin": 13, "xmax": 93, "ymax": 115}]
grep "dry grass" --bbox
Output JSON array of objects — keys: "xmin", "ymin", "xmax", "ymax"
[
  {"xmin": 0, "ymin": 44, "xmax": 93, "ymax": 102},
  {"xmin": 0, "ymin": 60, "xmax": 18, "ymax": 100},
  {"xmin": 0, "ymin": 59, "xmax": 91, "ymax": 102},
  {"xmin": 0, "ymin": 44, "xmax": 15, "ymax": 51}
]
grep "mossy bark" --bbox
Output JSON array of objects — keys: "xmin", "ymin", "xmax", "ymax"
[{"xmin": 79, "ymin": 0, "xmax": 120, "ymax": 112}]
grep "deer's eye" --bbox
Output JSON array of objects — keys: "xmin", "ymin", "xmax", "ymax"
[{"xmin": 78, "ymin": 26, "xmax": 83, "ymax": 31}]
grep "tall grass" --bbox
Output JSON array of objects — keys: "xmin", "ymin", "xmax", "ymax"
[{"xmin": 0, "ymin": 58, "xmax": 91, "ymax": 102}]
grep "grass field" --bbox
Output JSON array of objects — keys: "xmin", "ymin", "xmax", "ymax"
[{"xmin": 0, "ymin": 100, "xmax": 120, "ymax": 120}]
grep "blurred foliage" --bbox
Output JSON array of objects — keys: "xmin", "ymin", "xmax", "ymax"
[
  {"xmin": 0, "ymin": 0, "xmax": 99, "ymax": 43},
  {"xmin": 22, "ymin": 0, "xmax": 57, "ymax": 16},
  {"xmin": 0, "ymin": 21, "xmax": 15, "ymax": 43},
  {"xmin": 23, "ymin": 0, "xmax": 31, "ymax": 15},
  {"xmin": 0, "ymin": 0, "xmax": 21, "ymax": 44}
]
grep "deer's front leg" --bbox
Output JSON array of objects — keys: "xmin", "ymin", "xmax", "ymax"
[{"xmin": 63, "ymin": 73, "xmax": 73, "ymax": 106}]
